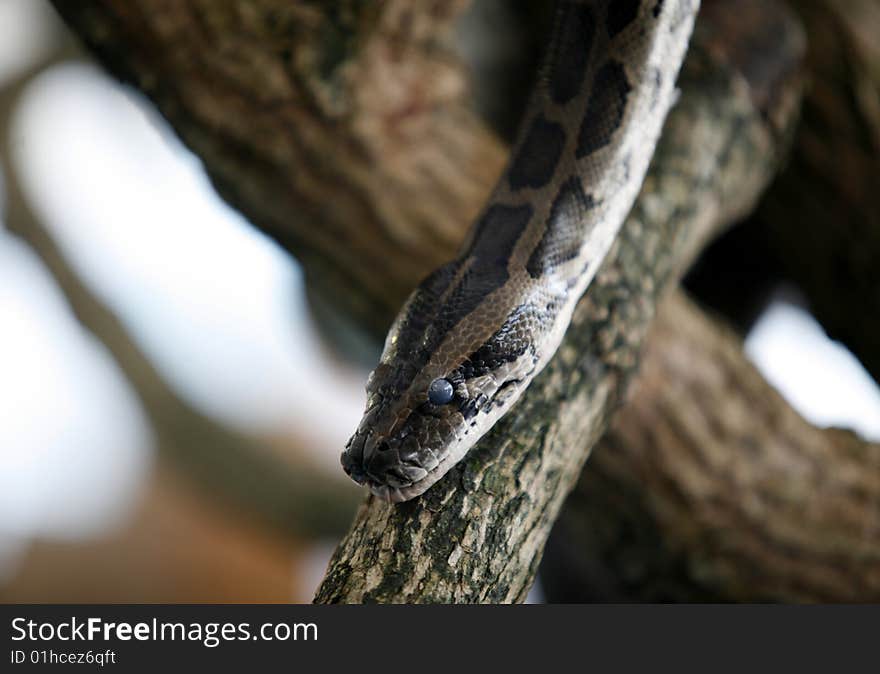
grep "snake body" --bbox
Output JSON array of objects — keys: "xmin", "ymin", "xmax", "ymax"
[{"xmin": 342, "ymin": 0, "xmax": 699, "ymax": 502}]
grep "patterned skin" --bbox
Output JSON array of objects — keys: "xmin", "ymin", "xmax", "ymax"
[{"xmin": 342, "ymin": 0, "xmax": 699, "ymax": 502}]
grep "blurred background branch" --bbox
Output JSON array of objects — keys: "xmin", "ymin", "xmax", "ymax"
[
  {"xmin": 51, "ymin": 0, "xmax": 505, "ymax": 338},
  {"xmin": 752, "ymin": 0, "xmax": 880, "ymax": 381},
  {"xmin": 1, "ymin": 54, "xmax": 359, "ymax": 541},
  {"xmin": 542, "ymin": 292, "xmax": 880, "ymax": 602},
  {"xmin": 686, "ymin": 0, "xmax": 880, "ymax": 380},
  {"xmin": 0, "ymin": 4, "xmax": 358, "ymax": 601}
]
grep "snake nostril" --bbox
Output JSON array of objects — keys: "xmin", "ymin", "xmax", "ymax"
[{"xmin": 376, "ymin": 441, "xmax": 391, "ymax": 453}]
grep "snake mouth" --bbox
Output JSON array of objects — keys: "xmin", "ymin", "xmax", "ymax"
[
  {"xmin": 361, "ymin": 466, "xmax": 452, "ymax": 503},
  {"xmin": 341, "ymin": 447, "xmax": 434, "ymax": 503},
  {"xmin": 364, "ymin": 478, "xmax": 431, "ymax": 504},
  {"xmin": 341, "ymin": 462, "xmax": 422, "ymax": 503},
  {"xmin": 341, "ymin": 429, "xmax": 474, "ymax": 503}
]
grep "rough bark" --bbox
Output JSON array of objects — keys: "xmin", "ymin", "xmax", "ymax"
[
  {"xmin": 541, "ymin": 292, "xmax": 880, "ymax": 603},
  {"xmin": 312, "ymin": 4, "xmax": 804, "ymax": 603}
]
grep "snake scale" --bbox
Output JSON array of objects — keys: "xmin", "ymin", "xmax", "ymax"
[{"xmin": 342, "ymin": 0, "xmax": 699, "ymax": 502}]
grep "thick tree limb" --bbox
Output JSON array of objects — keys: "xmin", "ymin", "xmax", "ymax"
[{"xmin": 541, "ymin": 292, "xmax": 880, "ymax": 603}]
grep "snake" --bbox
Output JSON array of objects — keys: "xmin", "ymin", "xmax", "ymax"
[{"xmin": 341, "ymin": 0, "xmax": 699, "ymax": 502}]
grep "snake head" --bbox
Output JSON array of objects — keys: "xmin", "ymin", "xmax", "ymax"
[
  {"xmin": 341, "ymin": 361, "xmax": 474, "ymax": 502},
  {"xmin": 341, "ymin": 0, "xmax": 700, "ymax": 503},
  {"xmin": 340, "ymin": 251, "xmax": 546, "ymax": 502},
  {"xmin": 341, "ymin": 320, "xmax": 538, "ymax": 502}
]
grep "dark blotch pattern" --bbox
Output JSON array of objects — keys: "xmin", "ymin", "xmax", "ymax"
[
  {"xmin": 430, "ymin": 204, "xmax": 534, "ymax": 349},
  {"xmin": 527, "ymin": 177, "xmax": 596, "ymax": 278},
  {"xmin": 382, "ymin": 259, "xmax": 463, "ymax": 394},
  {"xmin": 652, "ymin": 0, "xmax": 665, "ymax": 18},
  {"xmin": 576, "ymin": 60, "xmax": 632, "ymax": 158},
  {"xmin": 381, "ymin": 204, "xmax": 532, "ymax": 399},
  {"xmin": 457, "ymin": 304, "xmax": 543, "ymax": 382},
  {"xmin": 460, "ymin": 393, "xmax": 488, "ymax": 422},
  {"xmin": 606, "ymin": 0, "xmax": 641, "ymax": 37},
  {"xmin": 468, "ymin": 203, "xmax": 535, "ymax": 262},
  {"xmin": 508, "ymin": 115, "xmax": 566, "ymax": 190},
  {"xmin": 548, "ymin": 2, "xmax": 596, "ymax": 104}
]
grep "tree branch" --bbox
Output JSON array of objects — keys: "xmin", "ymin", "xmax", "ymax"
[
  {"xmin": 684, "ymin": 0, "xmax": 880, "ymax": 377},
  {"xmin": 541, "ymin": 291, "xmax": 880, "ymax": 603},
  {"xmin": 754, "ymin": 0, "xmax": 880, "ymax": 382}
]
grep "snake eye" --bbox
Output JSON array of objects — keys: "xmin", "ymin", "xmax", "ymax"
[{"xmin": 427, "ymin": 378, "xmax": 455, "ymax": 405}]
